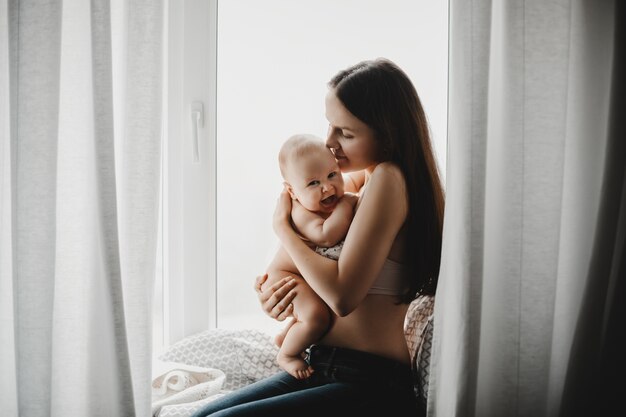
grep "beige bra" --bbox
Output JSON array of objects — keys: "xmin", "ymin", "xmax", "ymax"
[
  {"xmin": 367, "ymin": 256, "xmax": 409, "ymax": 296},
  {"xmin": 315, "ymin": 241, "xmax": 409, "ymax": 296}
]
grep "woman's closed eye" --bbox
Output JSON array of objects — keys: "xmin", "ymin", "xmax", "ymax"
[{"xmin": 328, "ymin": 124, "xmax": 353, "ymax": 139}]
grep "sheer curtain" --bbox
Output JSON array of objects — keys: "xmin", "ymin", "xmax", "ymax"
[
  {"xmin": 0, "ymin": 1, "xmax": 162, "ymax": 416},
  {"xmin": 429, "ymin": 1, "xmax": 624, "ymax": 416}
]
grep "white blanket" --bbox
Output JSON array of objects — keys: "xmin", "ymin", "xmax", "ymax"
[
  {"xmin": 151, "ymin": 329, "xmax": 281, "ymax": 417},
  {"xmin": 152, "ymin": 361, "xmax": 226, "ymax": 416}
]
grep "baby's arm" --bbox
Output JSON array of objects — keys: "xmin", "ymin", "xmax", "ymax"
[{"xmin": 291, "ymin": 193, "xmax": 358, "ymax": 248}]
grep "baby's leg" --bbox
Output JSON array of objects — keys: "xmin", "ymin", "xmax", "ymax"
[
  {"xmin": 278, "ymin": 279, "xmax": 330, "ymax": 380},
  {"xmin": 274, "ymin": 317, "xmax": 295, "ymax": 348}
]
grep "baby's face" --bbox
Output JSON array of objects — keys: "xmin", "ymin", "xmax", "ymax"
[{"xmin": 286, "ymin": 148, "xmax": 345, "ymax": 214}]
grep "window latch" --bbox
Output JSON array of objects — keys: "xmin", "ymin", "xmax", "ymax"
[{"xmin": 191, "ymin": 101, "xmax": 204, "ymax": 163}]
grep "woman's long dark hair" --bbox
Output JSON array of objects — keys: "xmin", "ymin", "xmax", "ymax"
[{"xmin": 329, "ymin": 58, "xmax": 445, "ymax": 302}]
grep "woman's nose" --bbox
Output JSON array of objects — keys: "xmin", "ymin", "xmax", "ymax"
[{"xmin": 326, "ymin": 131, "xmax": 338, "ymax": 149}]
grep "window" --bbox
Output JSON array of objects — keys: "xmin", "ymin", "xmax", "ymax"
[{"xmin": 155, "ymin": 0, "xmax": 448, "ymax": 353}]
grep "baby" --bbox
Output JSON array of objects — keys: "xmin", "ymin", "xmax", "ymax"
[{"xmin": 264, "ymin": 133, "xmax": 358, "ymax": 379}]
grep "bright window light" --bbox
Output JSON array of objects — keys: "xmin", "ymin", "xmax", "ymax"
[{"xmin": 215, "ymin": 0, "xmax": 448, "ymax": 333}]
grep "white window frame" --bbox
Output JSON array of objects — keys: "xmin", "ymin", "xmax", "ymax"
[{"xmin": 161, "ymin": 0, "xmax": 218, "ymax": 347}]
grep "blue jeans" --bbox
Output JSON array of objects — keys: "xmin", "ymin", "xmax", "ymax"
[{"xmin": 190, "ymin": 344, "xmax": 422, "ymax": 417}]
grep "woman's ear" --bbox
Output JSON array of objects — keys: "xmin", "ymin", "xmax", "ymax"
[{"xmin": 283, "ymin": 182, "xmax": 297, "ymax": 200}]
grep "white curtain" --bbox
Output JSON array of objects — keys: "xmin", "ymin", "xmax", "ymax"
[
  {"xmin": 429, "ymin": 0, "xmax": 624, "ymax": 416},
  {"xmin": 0, "ymin": 1, "xmax": 163, "ymax": 416}
]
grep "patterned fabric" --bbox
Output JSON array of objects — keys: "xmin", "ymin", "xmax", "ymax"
[
  {"xmin": 158, "ymin": 328, "xmax": 281, "ymax": 392},
  {"xmin": 404, "ymin": 294, "xmax": 435, "ymax": 406},
  {"xmin": 154, "ymin": 329, "xmax": 281, "ymax": 416},
  {"xmin": 314, "ymin": 240, "xmax": 344, "ymax": 260},
  {"xmin": 417, "ymin": 315, "xmax": 434, "ymax": 402}
]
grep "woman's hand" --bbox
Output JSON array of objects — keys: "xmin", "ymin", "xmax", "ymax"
[
  {"xmin": 254, "ymin": 274, "xmax": 296, "ymax": 321},
  {"xmin": 273, "ymin": 188, "xmax": 293, "ymax": 237}
]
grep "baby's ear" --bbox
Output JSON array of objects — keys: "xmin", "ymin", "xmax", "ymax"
[{"xmin": 283, "ymin": 182, "xmax": 297, "ymax": 200}]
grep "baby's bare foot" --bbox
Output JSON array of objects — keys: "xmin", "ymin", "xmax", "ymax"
[{"xmin": 277, "ymin": 352, "xmax": 314, "ymax": 380}]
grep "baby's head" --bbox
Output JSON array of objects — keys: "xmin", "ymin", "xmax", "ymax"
[{"xmin": 279, "ymin": 134, "xmax": 345, "ymax": 214}]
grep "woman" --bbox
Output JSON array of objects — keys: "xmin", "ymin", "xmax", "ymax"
[{"xmin": 191, "ymin": 58, "xmax": 444, "ymax": 417}]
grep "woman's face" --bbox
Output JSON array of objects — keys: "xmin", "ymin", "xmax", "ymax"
[{"xmin": 325, "ymin": 89, "xmax": 379, "ymax": 173}]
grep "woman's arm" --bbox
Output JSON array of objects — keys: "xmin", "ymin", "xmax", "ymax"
[
  {"xmin": 291, "ymin": 194, "xmax": 357, "ymax": 248},
  {"xmin": 274, "ymin": 163, "xmax": 408, "ymax": 316}
]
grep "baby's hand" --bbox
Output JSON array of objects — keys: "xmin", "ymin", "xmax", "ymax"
[{"xmin": 273, "ymin": 188, "xmax": 294, "ymax": 237}]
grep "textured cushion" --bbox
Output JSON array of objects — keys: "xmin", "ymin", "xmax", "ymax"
[
  {"xmin": 158, "ymin": 328, "xmax": 281, "ymax": 391},
  {"xmin": 404, "ymin": 295, "xmax": 435, "ymax": 406}
]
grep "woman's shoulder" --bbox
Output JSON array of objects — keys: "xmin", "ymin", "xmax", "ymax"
[
  {"xmin": 357, "ymin": 162, "xmax": 408, "ymax": 214},
  {"xmin": 367, "ymin": 162, "xmax": 406, "ymax": 191}
]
